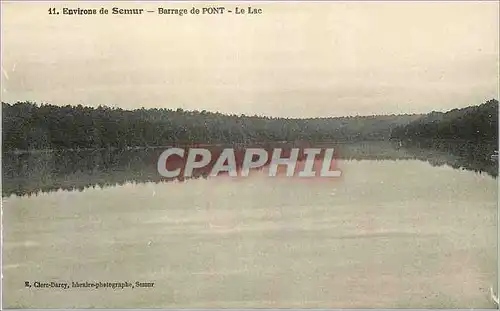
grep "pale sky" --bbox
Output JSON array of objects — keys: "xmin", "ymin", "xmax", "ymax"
[{"xmin": 1, "ymin": 1, "xmax": 499, "ymax": 117}]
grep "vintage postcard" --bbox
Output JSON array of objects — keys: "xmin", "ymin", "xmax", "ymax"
[{"xmin": 1, "ymin": 1, "xmax": 499, "ymax": 309}]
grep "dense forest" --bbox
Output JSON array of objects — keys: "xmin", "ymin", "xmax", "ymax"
[
  {"xmin": 391, "ymin": 99, "xmax": 499, "ymax": 143},
  {"xmin": 3, "ymin": 99, "xmax": 497, "ymax": 152},
  {"xmin": 2, "ymin": 102, "xmax": 421, "ymax": 151}
]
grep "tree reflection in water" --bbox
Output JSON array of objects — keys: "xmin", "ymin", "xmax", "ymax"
[{"xmin": 2, "ymin": 141, "xmax": 497, "ymax": 197}]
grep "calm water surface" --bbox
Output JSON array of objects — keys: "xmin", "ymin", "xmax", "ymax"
[{"xmin": 2, "ymin": 142, "xmax": 498, "ymax": 308}]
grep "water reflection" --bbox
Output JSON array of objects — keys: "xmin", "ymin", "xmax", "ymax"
[{"xmin": 2, "ymin": 141, "xmax": 497, "ymax": 197}]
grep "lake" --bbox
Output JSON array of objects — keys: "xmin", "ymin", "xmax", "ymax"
[{"xmin": 2, "ymin": 141, "xmax": 498, "ymax": 308}]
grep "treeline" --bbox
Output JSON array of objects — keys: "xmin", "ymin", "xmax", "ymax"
[
  {"xmin": 2, "ymin": 102, "xmax": 421, "ymax": 151},
  {"xmin": 391, "ymin": 99, "xmax": 499, "ymax": 142}
]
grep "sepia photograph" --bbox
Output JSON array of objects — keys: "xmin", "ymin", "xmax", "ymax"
[{"xmin": 1, "ymin": 0, "xmax": 499, "ymax": 309}]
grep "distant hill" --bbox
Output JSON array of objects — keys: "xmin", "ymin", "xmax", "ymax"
[
  {"xmin": 391, "ymin": 99, "xmax": 498, "ymax": 143},
  {"xmin": 2, "ymin": 102, "xmax": 421, "ymax": 151}
]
